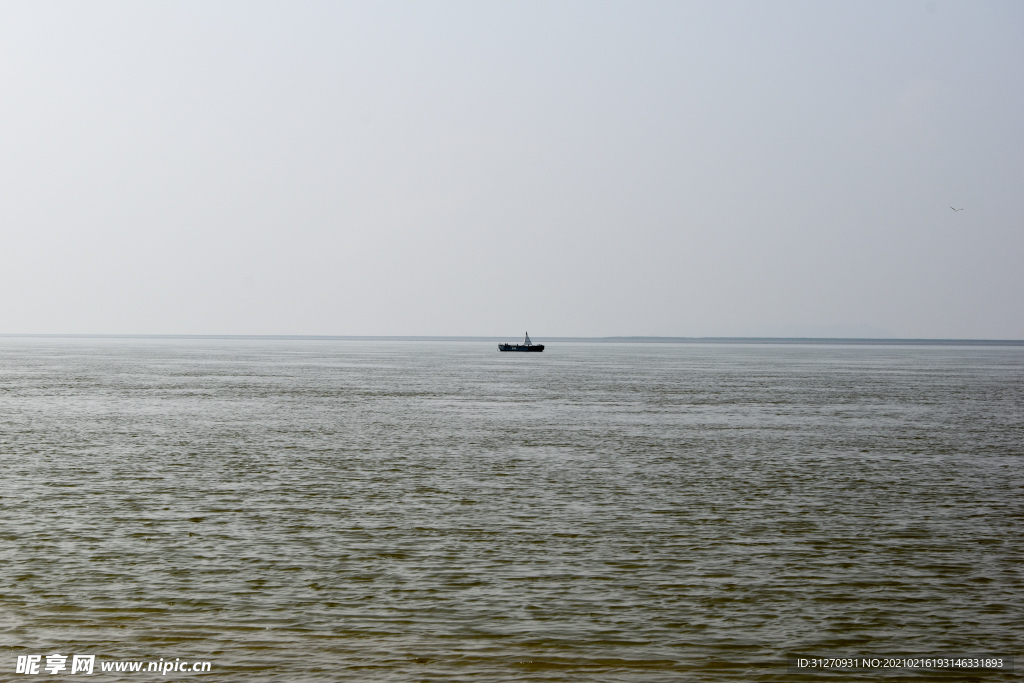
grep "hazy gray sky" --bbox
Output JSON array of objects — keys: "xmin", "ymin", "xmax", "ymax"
[{"xmin": 1, "ymin": 1, "xmax": 1021, "ymax": 338}]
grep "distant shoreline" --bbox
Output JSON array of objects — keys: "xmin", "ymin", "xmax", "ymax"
[{"xmin": 1, "ymin": 334, "xmax": 1022, "ymax": 346}]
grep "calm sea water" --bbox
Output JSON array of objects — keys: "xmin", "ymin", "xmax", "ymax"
[{"xmin": 1, "ymin": 339, "xmax": 1021, "ymax": 681}]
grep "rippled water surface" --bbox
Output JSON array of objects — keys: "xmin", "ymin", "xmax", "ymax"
[{"xmin": 1, "ymin": 339, "xmax": 1022, "ymax": 681}]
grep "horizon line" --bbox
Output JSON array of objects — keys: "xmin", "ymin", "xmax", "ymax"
[{"xmin": 1, "ymin": 334, "xmax": 1022, "ymax": 346}]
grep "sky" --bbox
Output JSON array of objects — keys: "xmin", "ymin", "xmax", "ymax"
[{"xmin": 1, "ymin": 1, "xmax": 1021, "ymax": 338}]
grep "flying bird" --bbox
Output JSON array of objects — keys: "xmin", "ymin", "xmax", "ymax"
[{"xmin": 950, "ymin": 206, "xmax": 964, "ymax": 212}]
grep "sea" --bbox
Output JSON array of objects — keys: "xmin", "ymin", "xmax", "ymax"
[{"xmin": 0, "ymin": 338, "xmax": 1021, "ymax": 681}]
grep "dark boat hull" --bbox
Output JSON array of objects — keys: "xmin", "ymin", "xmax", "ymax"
[{"xmin": 498, "ymin": 344, "xmax": 544, "ymax": 352}]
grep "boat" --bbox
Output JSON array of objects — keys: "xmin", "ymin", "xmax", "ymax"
[{"xmin": 499, "ymin": 332, "xmax": 544, "ymax": 352}]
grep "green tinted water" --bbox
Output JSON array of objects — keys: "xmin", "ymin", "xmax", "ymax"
[{"xmin": 1, "ymin": 339, "xmax": 1021, "ymax": 681}]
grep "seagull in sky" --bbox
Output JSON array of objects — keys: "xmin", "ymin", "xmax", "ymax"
[{"xmin": 950, "ymin": 206, "xmax": 964, "ymax": 212}]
